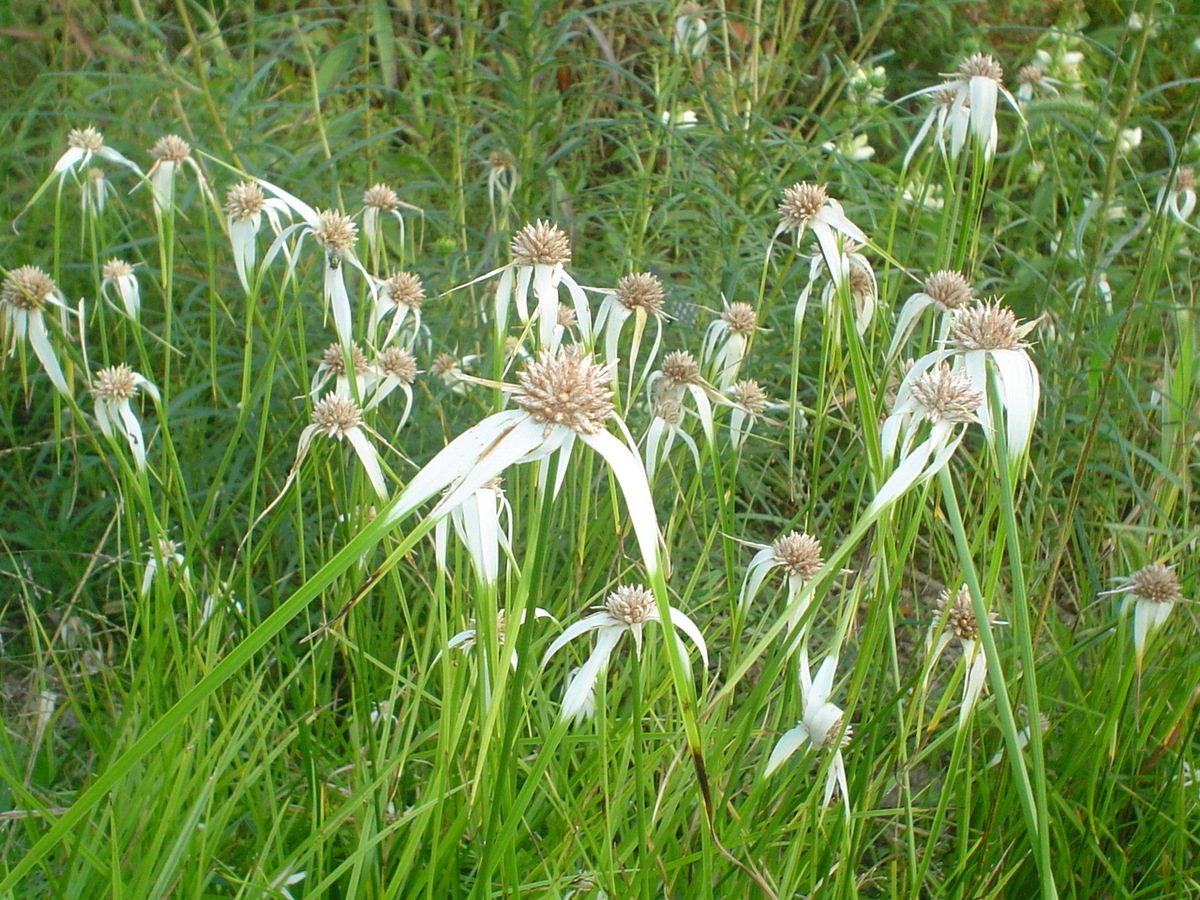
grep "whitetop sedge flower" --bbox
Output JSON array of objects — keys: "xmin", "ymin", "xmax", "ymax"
[
  {"xmin": 1014, "ymin": 63, "xmax": 1061, "ymax": 103},
  {"xmin": 494, "ymin": 220, "xmax": 592, "ymax": 351},
  {"xmin": 100, "ymin": 259, "xmax": 141, "ymax": 319},
  {"xmin": 644, "ymin": 396, "xmax": 701, "ymax": 481},
  {"xmin": 726, "ymin": 379, "xmax": 767, "ymax": 450},
  {"xmin": 433, "ymin": 477, "xmax": 512, "ymax": 585},
  {"xmin": 925, "ymin": 585, "xmax": 1001, "ymax": 725},
  {"xmin": 296, "ymin": 393, "xmax": 388, "ymax": 498},
  {"xmin": 901, "ymin": 85, "xmax": 968, "ymax": 170},
  {"xmin": 773, "ymin": 182, "xmax": 868, "ymax": 287},
  {"xmin": 371, "ymin": 270, "xmax": 425, "ymax": 349},
  {"xmin": 382, "ymin": 346, "xmax": 664, "ymax": 576},
  {"xmin": 91, "ymin": 364, "xmax": 160, "ymax": 470},
  {"xmin": 446, "ymin": 607, "xmax": 554, "ymax": 670},
  {"xmin": 311, "ymin": 342, "xmax": 370, "ymax": 400},
  {"xmin": 1, "ymin": 265, "xmax": 72, "ymax": 396},
  {"xmin": 1100, "ymin": 562, "xmax": 1186, "ymax": 669},
  {"xmin": 739, "ymin": 531, "xmax": 824, "ymax": 634},
  {"xmin": 871, "ymin": 363, "xmax": 984, "ymax": 513},
  {"xmin": 361, "ymin": 182, "xmax": 420, "ymax": 258},
  {"xmin": 141, "ymin": 535, "xmax": 187, "ymax": 597},
  {"xmin": 543, "ymin": 584, "xmax": 708, "ymax": 722},
  {"xmin": 14, "ymin": 125, "xmax": 142, "ymax": 230},
  {"xmin": 366, "ymin": 346, "xmax": 418, "ymax": 421},
  {"xmin": 793, "ymin": 240, "xmax": 877, "ymax": 337},
  {"xmin": 1155, "ymin": 167, "xmax": 1196, "ymax": 225},
  {"xmin": 646, "ymin": 350, "xmax": 724, "ymax": 449},
  {"xmin": 672, "ymin": 2, "xmax": 709, "ymax": 57},
  {"xmin": 595, "ymin": 272, "xmax": 667, "ymax": 398},
  {"xmin": 821, "ymin": 132, "xmax": 876, "ymax": 162},
  {"xmin": 146, "ymin": 134, "xmax": 209, "ymax": 215},
  {"xmin": 888, "ymin": 269, "xmax": 975, "ymax": 358},
  {"xmin": 903, "ymin": 53, "xmax": 1019, "ymax": 165},
  {"xmin": 224, "ymin": 181, "xmax": 289, "ymax": 294},
  {"xmin": 485, "ymin": 150, "xmax": 518, "ymax": 220},
  {"xmin": 765, "ymin": 654, "xmax": 852, "ymax": 812},
  {"xmin": 81, "ymin": 167, "xmax": 113, "ymax": 218},
  {"xmin": 702, "ymin": 300, "xmax": 758, "ymax": 389}
]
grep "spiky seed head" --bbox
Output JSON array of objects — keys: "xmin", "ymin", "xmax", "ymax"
[
  {"xmin": 378, "ymin": 347, "xmax": 417, "ymax": 384},
  {"xmin": 959, "ymin": 52, "xmax": 1003, "ymax": 82},
  {"xmin": 615, "ymin": 272, "xmax": 666, "ymax": 313},
  {"xmin": 777, "ymin": 182, "xmax": 830, "ymax": 232},
  {"xmin": 2, "ymin": 265, "xmax": 56, "ymax": 311},
  {"xmin": 91, "ymin": 365, "xmax": 138, "ymax": 402},
  {"xmin": 931, "ymin": 85, "xmax": 959, "ymax": 109},
  {"xmin": 951, "ymin": 300, "xmax": 1034, "ymax": 351},
  {"xmin": 430, "ymin": 353, "xmax": 458, "ymax": 379},
  {"xmin": 1125, "ymin": 563, "xmax": 1183, "ymax": 604},
  {"xmin": 935, "ymin": 585, "xmax": 984, "ymax": 641},
  {"xmin": 311, "ymin": 394, "xmax": 362, "ymax": 438},
  {"xmin": 908, "ymin": 364, "xmax": 983, "ymax": 424},
  {"xmin": 320, "ymin": 342, "xmax": 368, "ymax": 376},
  {"xmin": 660, "ymin": 350, "xmax": 701, "ymax": 386},
  {"xmin": 363, "ymin": 183, "xmax": 399, "ymax": 210},
  {"xmin": 225, "ymin": 181, "xmax": 265, "ymax": 221},
  {"xmin": 510, "ymin": 220, "xmax": 571, "ymax": 266},
  {"xmin": 316, "ymin": 209, "xmax": 358, "ymax": 252},
  {"xmin": 923, "ymin": 270, "xmax": 973, "ymax": 311},
  {"xmin": 557, "ymin": 303, "xmax": 577, "ymax": 328},
  {"xmin": 68, "ymin": 126, "xmax": 105, "ymax": 152},
  {"xmin": 821, "ymin": 714, "xmax": 853, "ymax": 751},
  {"xmin": 721, "ymin": 302, "xmax": 757, "ymax": 336},
  {"xmin": 654, "ymin": 396, "xmax": 684, "ymax": 425},
  {"xmin": 772, "ymin": 531, "xmax": 823, "ymax": 579},
  {"xmin": 385, "ymin": 271, "xmax": 424, "ymax": 310},
  {"xmin": 1173, "ymin": 167, "xmax": 1196, "ymax": 194},
  {"xmin": 151, "ymin": 134, "xmax": 191, "ymax": 162},
  {"xmin": 847, "ymin": 266, "xmax": 874, "ymax": 301},
  {"xmin": 732, "ymin": 380, "xmax": 767, "ymax": 413},
  {"xmin": 102, "ymin": 259, "xmax": 133, "ymax": 282},
  {"xmin": 514, "ymin": 346, "xmax": 614, "ymax": 435},
  {"xmin": 604, "ymin": 584, "xmax": 655, "ymax": 625},
  {"xmin": 1017, "ymin": 64, "xmax": 1043, "ymax": 87}
]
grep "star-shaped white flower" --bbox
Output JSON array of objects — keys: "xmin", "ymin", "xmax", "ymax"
[
  {"xmin": 772, "ymin": 182, "xmax": 868, "ymax": 289},
  {"xmin": 1100, "ymin": 562, "xmax": 1186, "ymax": 669},
  {"xmin": 739, "ymin": 531, "xmax": 824, "ymax": 635},
  {"xmin": 91, "ymin": 364, "xmax": 160, "ymax": 470},
  {"xmin": 2, "ymin": 265, "xmax": 75, "ymax": 397}
]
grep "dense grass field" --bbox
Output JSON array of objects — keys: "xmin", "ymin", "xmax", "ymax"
[{"xmin": 1, "ymin": 1, "xmax": 1197, "ymax": 897}]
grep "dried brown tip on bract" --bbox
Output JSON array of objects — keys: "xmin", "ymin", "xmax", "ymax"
[
  {"xmin": 772, "ymin": 531, "xmax": 823, "ymax": 579},
  {"xmin": 923, "ymin": 270, "xmax": 973, "ymax": 310},
  {"xmin": 363, "ymin": 183, "xmax": 399, "ymax": 210},
  {"xmin": 151, "ymin": 134, "xmax": 191, "ymax": 162},
  {"xmin": 936, "ymin": 585, "xmax": 985, "ymax": 641},
  {"xmin": 604, "ymin": 584, "xmax": 654, "ymax": 625},
  {"xmin": 1017, "ymin": 65, "xmax": 1043, "ymax": 86},
  {"xmin": 311, "ymin": 394, "xmax": 362, "ymax": 438},
  {"xmin": 1125, "ymin": 563, "xmax": 1183, "ymax": 604},
  {"xmin": 722, "ymin": 302, "xmax": 757, "ymax": 336},
  {"xmin": 225, "ymin": 182, "xmax": 265, "ymax": 221},
  {"xmin": 102, "ymin": 259, "xmax": 133, "ymax": 281},
  {"xmin": 951, "ymin": 300, "xmax": 1036, "ymax": 352},
  {"xmin": 958, "ymin": 52, "xmax": 1003, "ymax": 82},
  {"xmin": 2, "ymin": 265, "xmax": 56, "ymax": 311},
  {"xmin": 660, "ymin": 350, "xmax": 700, "ymax": 386},
  {"xmin": 615, "ymin": 272, "xmax": 666, "ymax": 313},
  {"xmin": 510, "ymin": 220, "xmax": 571, "ymax": 266},
  {"xmin": 514, "ymin": 346, "xmax": 614, "ymax": 435},
  {"xmin": 91, "ymin": 365, "xmax": 137, "ymax": 401},
  {"xmin": 321, "ymin": 343, "xmax": 368, "ymax": 376},
  {"xmin": 316, "ymin": 210, "xmax": 358, "ymax": 252},
  {"xmin": 732, "ymin": 380, "xmax": 767, "ymax": 413},
  {"xmin": 68, "ymin": 126, "xmax": 104, "ymax": 152},
  {"xmin": 385, "ymin": 272, "xmax": 424, "ymax": 310},
  {"xmin": 909, "ymin": 364, "xmax": 983, "ymax": 424},
  {"xmin": 378, "ymin": 347, "xmax": 417, "ymax": 385},
  {"xmin": 777, "ymin": 182, "xmax": 830, "ymax": 232}
]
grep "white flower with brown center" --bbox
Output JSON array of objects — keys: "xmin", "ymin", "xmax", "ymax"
[
  {"xmin": 727, "ymin": 379, "xmax": 767, "ymax": 450},
  {"xmin": 360, "ymin": 182, "xmax": 420, "ymax": 260},
  {"xmin": 595, "ymin": 272, "xmax": 668, "ymax": 401},
  {"xmin": 224, "ymin": 180, "xmax": 289, "ymax": 294},
  {"xmin": 643, "ymin": 395, "xmax": 701, "ymax": 481},
  {"xmin": 371, "ymin": 271, "xmax": 426, "ymax": 348},
  {"xmin": 91, "ymin": 364, "xmax": 160, "ymax": 470},
  {"xmin": 433, "ymin": 478, "xmax": 513, "ymax": 587},
  {"xmin": 382, "ymin": 346, "xmax": 663, "ymax": 575},
  {"xmin": 365, "ymin": 346, "xmax": 419, "ymax": 421},
  {"xmin": 772, "ymin": 182, "xmax": 868, "ymax": 288},
  {"xmin": 445, "ymin": 607, "xmax": 555, "ymax": 676},
  {"xmin": 311, "ymin": 342, "xmax": 370, "ymax": 400},
  {"xmin": 900, "ymin": 85, "xmax": 968, "ymax": 170},
  {"xmin": 100, "ymin": 259, "xmax": 141, "ymax": 319},
  {"xmin": 793, "ymin": 240, "xmax": 878, "ymax": 339},
  {"xmin": 1, "ymin": 265, "xmax": 73, "ymax": 396},
  {"xmin": 702, "ymin": 300, "xmax": 759, "ymax": 388},
  {"xmin": 147, "ymin": 134, "xmax": 206, "ymax": 213},
  {"xmin": 294, "ymin": 393, "xmax": 388, "ymax": 497},
  {"xmin": 765, "ymin": 655, "xmax": 852, "ymax": 812},
  {"xmin": 925, "ymin": 584, "xmax": 1002, "ymax": 725},
  {"xmin": 543, "ymin": 584, "xmax": 707, "ymax": 722},
  {"xmin": 1100, "ymin": 562, "xmax": 1186, "ymax": 668},
  {"xmin": 1154, "ymin": 166, "xmax": 1196, "ymax": 225},
  {"xmin": 646, "ymin": 350, "xmax": 727, "ymax": 450},
  {"xmin": 889, "ymin": 269, "xmax": 974, "ymax": 357},
  {"xmin": 901, "ymin": 52, "xmax": 1020, "ymax": 163},
  {"xmin": 740, "ymin": 531, "xmax": 825, "ymax": 635}
]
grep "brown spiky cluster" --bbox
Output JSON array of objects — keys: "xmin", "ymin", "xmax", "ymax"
[
  {"xmin": 923, "ymin": 270, "xmax": 973, "ymax": 311},
  {"xmin": 225, "ymin": 182, "xmax": 265, "ymax": 221},
  {"xmin": 958, "ymin": 52, "xmax": 1003, "ymax": 83},
  {"xmin": 91, "ymin": 365, "xmax": 137, "ymax": 402},
  {"xmin": 777, "ymin": 182, "xmax": 830, "ymax": 233},
  {"xmin": 951, "ymin": 300, "xmax": 1033, "ymax": 352},
  {"xmin": 311, "ymin": 394, "xmax": 362, "ymax": 438},
  {"xmin": 732, "ymin": 380, "xmax": 767, "ymax": 413},
  {"xmin": 321, "ymin": 343, "xmax": 368, "ymax": 377},
  {"xmin": 615, "ymin": 272, "xmax": 666, "ymax": 314},
  {"xmin": 908, "ymin": 364, "xmax": 983, "ymax": 424},
  {"xmin": 654, "ymin": 397, "xmax": 684, "ymax": 425},
  {"xmin": 2, "ymin": 265, "xmax": 55, "ymax": 311},
  {"xmin": 557, "ymin": 303, "xmax": 577, "ymax": 328},
  {"xmin": 930, "ymin": 86, "xmax": 959, "ymax": 109},
  {"xmin": 151, "ymin": 134, "xmax": 191, "ymax": 162},
  {"xmin": 102, "ymin": 259, "xmax": 133, "ymax": 282},
  {"xmin": 1124, "ymin": 563, "xmax": 1183, "ymax": 604},
  {"xmin": 430, "ymin": 353, "xmax": 458, "ymax": 379},
  {"xmin": 68, "ymin": 126, "xmax": 105, "ymax": 152},
  {"xmin": 510, "ymin": 220, "xmax": 571, "ymax": 266},
  {"xmin": 1016, "ymin": 65, "xmax": 1044, "ymax": 87},
  {"xmin": 363, "ymin": 183, "xmax": 399, "ymax": 211},
  {"xmin": 385, "ymin": 272, "xmax": 424, "ymax": 310},
  {"xmin": 660, "ymin": 350, "xmax": 701, "ymax": 386},
  {"xmin": 514, "ymin": 346, "xmax": 614, "ymax": 435},
  {"xmin": 848, "ymin": 266, "xmax": 874, "ymax": 302},
  {"xmin": 821, "ymin": 714, "xmax": 853, "ymax": 751},
  {"xmin": 316, "ymin": 210, "xmax": 358, "ymax": 252},
  {"xmin": 722, "ymin": 302, "xmax": 757, "ymax": 337},
  {"xmin": 773, "ymin": 531, "xmax": 824, "ymax": 579},
  {"xmin": 378, "ymin": 347, "xmax": 417, "ymax": 385},
  {"xmin": 936, "ymin": 585, "xmax": 981, "ymax": 641},
  {"xmin": 1174, "ymin": 167, "xmax": 1196, "ymax": 194},
  {"xmin": 604, "ymin": 584, "xmax": 655, "ymax": 625},
  {"xmin": 487, "ymin": 150, "xmax": 516, "ymax": 174}
]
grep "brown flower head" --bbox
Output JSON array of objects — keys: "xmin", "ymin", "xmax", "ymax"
[
  {"xmin": 91, "ymin": 365, "xmax": 137, "ymax": 402},
  {"xmin": 958, "ymin": 52, "xmax": 1003, "ymax": 83},
  {"xmin": 1016, "ymin": 65, "xmax": 1044, "ymax": 88},
  {"xmin": 385, "ymin": 271, "xmax": 424, "ymax": 311},
  {"xmin": 151, "ymin": 134, "xmax": 191, "ymax": 162},
  {"xmin": 378, "ymin": 347, "xmax": 417, "ymax": 385},
  {"xmin": 311, "ymin": 394, "xmax": 362, "ymax": 439},
  {"xmin": 721, "ymin": 302, "xmax": 757, "ymax": 337},
  {"xmin": 1173, "ymin": 167, "xmax": 1196, "ymax": 194},
  {"xmin": 102, "ymin": 259, "xmax": 133, "ymax": 282},
  {"xmin": 951, "ymin": 300, "xmax": 1035, "ymax": 352},
  {"xmin": 923, "ymin": 270, "xmax": 973, "ymax": 311},
  {"xmin": 778, "ymin": 182, "xmax": 830, "ymax": 233},
  {"xmin": 2, "ymin": 265, "xmax": 56, "ymax": 312},
  {"xmin": 68, "ymin": 126, "xmax": 105, "ymax": 153},
  {"xmin": 1124, "ymin": 563, "xmax": 1183, "ymax": 605},
  {"xmin": 363, "ymin": 183, "xmax": 399, "ymax": 211},
  {"xmin": 510, "ymin": 220, "xmax": 571, "ymax": 266},
  {"xmin": 772, "ymin": 531, "xmax": 824, "ymax": 579},
  {"xmin": 320, "ymin": 343, "xmax": 369, "ymax": 378},
  {"xmin": 604, "ymin": 584, "xmax": 655, "ymax": 625},
  {"xmin": 935, "ymin": 585, "xmax": 984, "ymax": 642},
  {"xmin": 660, "ymin": 350, "xmax": 701, "ymax": 387},
  {"xmin": 615, "ymin": 272, "xmax": 666, "ymax": 314},
  {"xmin": 225, "ymin": 182, "xmax": 265, "ymax": 221},
  {"xmin": 514, "ymin": 346, "xmax": 614, "ymax": 435},
  {"xmin": 315, "ymin": 209, "xmax": 358, "ymax": 253},
  {"xmin": 732, "ymin": 379, "xmax": 767, "ymax": 413},
  {"xmin": 908, "ymin": 364, "xmax": 983, "ymax": 424}
]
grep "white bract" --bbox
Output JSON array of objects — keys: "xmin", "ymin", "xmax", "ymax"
[
  {"xmin": 224, "ymin": 181, "xmax": 290, "ymax": 294},
  {"xmin": 146, "ymin": 135, "xmax": 210, "ymax": 215},
  {"xmin": 924, "ymin": 585, "xmax": 1000, "ymax": 726},
  {"xmin": 702, "ymin": 300, "xmax": 758, "ymax": 389},
  {"xmin": 100, "ymin": 259, "xmax": 142, "ymax": 319},
  {"xmin": 793, "ymin": 241, "xmax": 878, "ymax": 337},
  {"xmin": 91, "ymin": 364, "xmax": 160, "ymax": 470},
  {"xmin": 1099, "ymin": 562, "xmax": 1185, "ymax": 669},
  {"xmin": 901, "ymin": 53, "xmax": 1020, "ymax": 164},
  {"xmin": 1155, "ymin": 167, "xmax": 1196, "ymax": 225},
  {"xmin": 445, "ymin": 608, "xmax": 554, "ymax": 671},
  {"xmin": 888, "ymin": 269, "xmax": 974, "ymax": 359},
  {"xmin": 643, "ymin": 396, "xmax": 701, "ymax": 481},
  {"xmin": 433, "ymin": 478, "xmax": 513, "ymax": 586},
  {"xmin": 294, "ymin": 394, "xmax": 388, "ymax": 498}
]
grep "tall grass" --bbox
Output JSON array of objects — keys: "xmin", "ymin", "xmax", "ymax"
[{"xmin": 1, "ymin": 2, "xmax": 1197, "ymax": 898}]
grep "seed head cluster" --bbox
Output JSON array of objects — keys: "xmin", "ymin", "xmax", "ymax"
[
  {"xmin": 1174, "ymin": 167, "xmax": 1196, "ymax": 194},
  {"xmin": 821, "ymin": 714, "xmax": 853, "ymax": 751},
  {"xmin": 311, "ymin": 394, "xmax": 363, "ymax": 438},
  {"xmin": 777, "ymin": 182, "xmax": 830, "ymax": 233},
  {"xmin": 936, "ymin": 585, "xmax": 982, "ymax": 641},
  {"xmin": 660, "ymin": 350, "xmax": 701, "ymax": 386},
  {"xmin": 923, "ymin": 270, "xmax": 973, "ymax": 311},
  {"xmin": 773, "ymin": 531, "xmax": 824, "ymax": 579},
  {"xmin": 68, "ymin": 126, "xmax": 105, "ymax": 152},
  {"xmin": 722, "ymin": 302, "xmax": 757, "ymax": 336},
  {"xmin": 951, "ymin": 301, "xmax": 1032, "ymax": 352},
  {"xmin": 732, "ymin": 380, "xmax": 767, "ymax": 413},
  {"xmin": 615, "ymin": 272, "xmax": 666, "ymax": 314},
  {"xmin": 385, "ymin": 271, "xmax": 425, "ymax": 310},
  {"xmin": 321, "ymin": 343, "xmax": 368, "ymax": 377},
  {"xmin": 102, "ymin": 259, "xmax": 134, "ymax": 282},
  {"xmin": 1017, "ymin": 65, "xmax": 1044, "ymax": 88},
  {"xmin": 316, "ymin": 210, "xmax": 358, "ymax": 252},
  {"xmin": 510, "ymin": 220, "xmax": 571, "ymax": 266},
  {"xmin": 654, "ymin": 396, "xmax": 684, "ymax": 425},
  {"xmin": 909, "ymin": 364, "xmax": 983, "ymax": 424},
  {"xmin": 604, "ymin": 584, "xmax": 655, "ymax": 625},
  {"xmin": 225, "ymin": 182, "xmax": 265, "ymax": 221},
  {"xmin": 151, "ymin": 134, "xmax": 191, "ymax": 162},
  {"xmin": 378, "ymin": 347, "xmax": 417, "ymax": 385},
  {"xmin": 2, "ymin": 265, "xmax": 55, "ymax": 311},
  {"xmin": 91, "ymin": 365, "xmax": 138, "ymax": 402},
  {"xmin": 363, "ymin": 183, "xmax": 400, "ymax": 211},
  {"xmin": 1124, "ymin": 563, "xmax": 1183, "ymax": 604},
  {"xmin": 959, "ymin": 52, "xmax": 1003, "ymax": 83},
  {"xmin": 514, "ymin": 346, "xmax": 615, "ymax": 435}
]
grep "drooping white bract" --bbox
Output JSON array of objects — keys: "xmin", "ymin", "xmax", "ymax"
[
  {"xmin": 924, "ymin": 584, "xmax": 1000, "ymax": 726},
  {"xmin": 1100, "ymin": 562, "xmax": 1186, "ymax": 669},
  {"xmin": 594, "ymin": 272, "xmax": 667, "ymax": 402},
  {"xmin": 370, "ymin": 270, "xmax": 425, "ymax": 350},
  {"xmin": 643, "ymin": 396, "xmax": 701, "ymax": 481},
  {"xmin": 773, "ymin": 182, "xmax": 867, "ymax": 290},
  {"xmin": 702, "ymin": 299, "xmax": 758, "ymax": 389},
  {"xmin": 1154, "ymin": 167, "xmax": 1196, "ymax": 225},
  {"xmin": 793, "ymin": 241, "xmax": 878, "ymax": 338},
  {"xmin": 1, "ymin": 265, "xmax": 74, "ymax": 396},
  {"xmin": 224, "ymin": 181, "xmax": 290, "ymax": 294},
  {"xmin": 888, "ymin": 269, "xmax": 974, "ymax": 359},
  {"xmin": 726, "ymin": 380, "xmax": 768, "ymax": 451},
  {"xmin": 295, "ymin": 393, "xmax": 388, "ymax": 498},
  {"xmin": 739, "ymin": 531, "xmax": 824, "ymax": 635},
  {"xmin": 91, "ymin": 364, "xmax": 160, "ymax": 470},
  {"xmin": 433, "ymin": 478, "xmax": 513, "ymax": 587},
  {"xmin": 100, "ymin": 259, "xmax": 142, "ymax": 320},
  {"xmin": 445, "ymin": 607, "xmax": 555, "ymax": 671},
  {"xmin": 146, "ymin": 135, "xmax": 210, "ymax": 215}
]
